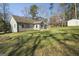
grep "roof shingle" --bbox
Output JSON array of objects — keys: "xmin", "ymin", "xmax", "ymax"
[{"xmin": 12, "ymin": 15, "xmax": 47, "ymax": 24}]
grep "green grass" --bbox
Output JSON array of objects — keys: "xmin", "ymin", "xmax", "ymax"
[{"xmin": 0, "ymin": 27, "xmax": 79, "ymax": 56}]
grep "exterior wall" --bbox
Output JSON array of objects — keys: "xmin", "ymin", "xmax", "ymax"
[
  {"xmin": 34, "ymin": 24, "xmax": 40, "ymax": 30},
  {"xmin": 10, "ymin": 17, "xmax": 18, "ymax": 32},
  {"xmin": 18, "ymin": 24, "xmax": 22, "ymax": 31},
  {"xmin": 18, "ymin": 23, "xmax": 33, "ymax": 31},
  {"xmin": 23, "ymin": 24, "xmax": 33, "ymax": 28},
  {"xmin": 68, "ymin": 19, "xmax": 79, "ymax": 26},
  {"xmin": 9, "ymin": 16, "xmax": 47, "ymax": 32},
  {"xmin": 33, "ymin": 23, "xmax": 47, "ymax": 30}
]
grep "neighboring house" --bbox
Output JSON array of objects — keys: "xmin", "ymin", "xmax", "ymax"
[
  {"xmin": 8, "ymin": 15, "xmax": 47, "ymax": 32},
  {"xmin": 67, "ymin": 19, "xmax": 79, "ymax": 26}
]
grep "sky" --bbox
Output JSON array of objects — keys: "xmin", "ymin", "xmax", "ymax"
[{"xmin": 9, "ymin": 3, "xmax": 62, "ymax": 18}]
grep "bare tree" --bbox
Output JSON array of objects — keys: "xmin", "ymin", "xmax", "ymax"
[
  {"xmin": 0, "ymin": 3, "xmax": 9, "ymax": 21},
  {"xmin": 0, "ymin": 3, "xmax": 10, "ymax": 33},
  {"xmin": 22, "ymin": 7, "xmax": 30, "ymax": 18}
]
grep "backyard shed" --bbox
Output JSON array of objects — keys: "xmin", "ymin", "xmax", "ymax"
[{"xmin": 67, "ymin": 19, "xmax": 79, "ymax": 26}]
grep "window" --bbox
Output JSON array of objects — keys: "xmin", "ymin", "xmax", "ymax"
[
  {"xmin": 22, "ymin": 24, "xmax": 24, "ymax": 28},
  {"xmin": 14, "ymin": 24, "xmax": 16, "ymax": 28},
  {"xmin": 36, "ymin": 25, "xmax": 38, "ymax": 28}
]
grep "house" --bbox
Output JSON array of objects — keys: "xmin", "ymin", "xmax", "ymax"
[
  {"xmin": 8, "ymin": 15, "xmax": 47, "ymax": 32},
  {"xmin": 67, "ymin": 19, "xmax": 79, "ymax": 26}
]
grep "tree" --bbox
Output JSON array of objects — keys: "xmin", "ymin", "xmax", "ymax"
[
  {"xmin": 22, "ymin": 7, "xmax": 30, "ymax": 18},
  {"xmin": 60, "ymin": 3, "xmax": 68, "ymax": 27},
  {"xmin": 0, "ymin": 3, "xmax": 10, "ymax": 33},
  {"xmin": 49, "ymin": 3, "xmax": 54, "ymax": 26},
  {"xmin": 60, "ymin": 3, "xmax": 79, "ymax": 26},
  {"xmin": 49, "ymin": 3, "xmax": 54, "ymax": 15},
  {"xmin": 50, "ymin": 15, "xmax": 63, "ymax": 27},
  {"xmin": 0, "ymin": 15, "xmax": 4, "ymax": 32},
  {"xmin": 65, "ymin": 3, "xmax": 79, "ymax": 19},
  {"xmin": 77, "ymin": 3, "xmax": 79, "ymax": 19},
  {"xmin": 74, "ymin": 3, "xmax": 77, "ymax": 19},
  {"xmin": 0, "ymin": 3, "xmax": 9, "ymax": 21},
  {"xmin": 29, "ymin": 5, "xmax": 39, "ymax": 19}
]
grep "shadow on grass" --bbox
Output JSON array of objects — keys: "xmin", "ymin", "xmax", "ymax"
[
  {"xmin": 5, "ymin": 33, "xmax": 42, "ymax": 56},
  {"xmin": 25, "ymin": 35, "xmax": 41, "ymax": 56},
  {"xmin": 0, "ymin": 31, "xmax": 79, "ymax": 56},
  {"xmin": 7, "ymin": 32, "xmax": 79, "ymax": 56},
  {"xmin": 72, "ymin": 34, "xmax": 79, "ymax": 40},
  {"xmin": 49, "ymin": 33, "xmax": 79, "ymax": 56},
  {"xmin": 7, "ymin": 33, "xmax": 34, "ymax": 56}
]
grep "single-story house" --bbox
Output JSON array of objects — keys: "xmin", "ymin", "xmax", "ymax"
[
  {"xmin": 8, "ymin": 15, "xmax": 47, "ymax": 32},
  {"xmin": 67, "ymin": 19, "xmax": 79, "ymax": 26}
]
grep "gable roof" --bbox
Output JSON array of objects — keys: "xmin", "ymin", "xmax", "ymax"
[
  {"xmin": 13, "ymin": 15, "xmax": 33, "ymax": 24},
  {"xmin": 12, "ymin": 15, "xmax": 47, "ymax": 24},
  {"xmin": 68, "ymin": 19, "xmax": 79, "ymax": 23}
]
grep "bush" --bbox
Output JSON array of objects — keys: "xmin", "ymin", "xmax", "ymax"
[
  {"xmin": 0, "ymin": 18, "xmax": 11, "ymax": 33},
  {"xmin": 0, "ymin": 18, "xmax": 4, "ymax": 32}
]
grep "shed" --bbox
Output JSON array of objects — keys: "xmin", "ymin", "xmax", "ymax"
[{"xmin": 67, "ymin": 19, "xmax": 79, "ymax": 26}]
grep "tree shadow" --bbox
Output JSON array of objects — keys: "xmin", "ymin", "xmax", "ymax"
[
  {"xmin": 25, "ymin": 35, "xmax": 41, "ymax": 56},
  {"xmin": 1, "ymin": 31, "xmax": 79, "ymax": 56},
  {"xmin": 72, "ymin": 34, "xmax": 79, "ymax": 40},
  {"xmin": 5, "ymin": 33, "xmax": 42, "ymax": 56},
  {"xmin": 7, "ymin": 33, "xmax": 34, "ymax": 56},
  {"xmin": 50, "ymin": 34, "xmax": 79, "ymax": 56}
]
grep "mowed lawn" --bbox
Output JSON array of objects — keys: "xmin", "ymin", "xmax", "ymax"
[{"xmin": 0, "ymin": 27, "xmax": 79, "ymax": 56}]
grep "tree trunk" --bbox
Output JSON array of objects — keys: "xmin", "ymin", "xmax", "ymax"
[{"xmin": 74, "ymin": 3, "xmax": 77, "ymax": 19}]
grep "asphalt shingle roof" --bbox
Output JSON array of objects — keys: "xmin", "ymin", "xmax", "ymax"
[{"xmin": 13, "ymin": 15, "xmax": 47, "ymax": 24}]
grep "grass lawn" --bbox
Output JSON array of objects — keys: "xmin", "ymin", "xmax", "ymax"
[{"xmin": 0, "ymin": 27, "xmax": 79, "ymax": 56}]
